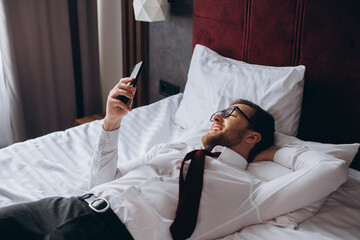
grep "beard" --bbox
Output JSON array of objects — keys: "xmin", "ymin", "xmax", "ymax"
[{"xmin": 202, "ymin": 128, "xmax": 246, "ymax": 151}]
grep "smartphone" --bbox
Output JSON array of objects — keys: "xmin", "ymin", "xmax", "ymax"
[{"xmin": 117, "ymin": 61, "xmax": 143, "ymax": 104}]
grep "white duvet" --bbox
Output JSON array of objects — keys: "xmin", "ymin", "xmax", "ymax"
[{"xmin": 0, "ymin": 93, "xmax": 359, "ymax": 240}]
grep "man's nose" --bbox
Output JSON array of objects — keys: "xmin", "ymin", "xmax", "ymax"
[{"xmin": 213, "ymin": 113, "xmax": 223, "ymax": 122}]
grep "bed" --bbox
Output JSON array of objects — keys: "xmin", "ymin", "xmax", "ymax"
[{"xmin": 1, "ymin": 0, "xmax": 360, "ymax": 239}]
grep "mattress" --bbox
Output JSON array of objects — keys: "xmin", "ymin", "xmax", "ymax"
[{"xmin": 0, "ymin": 93, "xmax": 359, "ymax": 239}]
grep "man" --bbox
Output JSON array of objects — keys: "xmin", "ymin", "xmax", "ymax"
[{"xmin": 0, "ymin": 78, "xmax": 348, "ymax": 240}]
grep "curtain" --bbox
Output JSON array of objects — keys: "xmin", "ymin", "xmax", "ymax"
[
  {"xmin": 0, "ymin": 48, "xmax": 13, "ymax": 147},
  {"xmin": 0, "ymin": 0, "xmax": 25, "ymax": 148},
  {"xmin": 1, "ymin": 0, "xmax": 102, "ymax": 140},
  {"xmin": 122, "ymin": 0, "xmax": 149, "ymax": 107},
  {"xmin": 97, "ymin": 0, "xmax": 123, "ymax": 108}
]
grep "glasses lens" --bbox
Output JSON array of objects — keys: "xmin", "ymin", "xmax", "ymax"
[
  {"xmin": 223, "ymin": 107, "xmax": 235, "ymax": 118},
  {"xmin": 210, "ymin": 106, "xmax": 237, "ymax": 122}
]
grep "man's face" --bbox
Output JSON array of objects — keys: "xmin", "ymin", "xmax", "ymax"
[{"xmin": 202, "ymin": 104, "xmax": 254, "ymax": 151}]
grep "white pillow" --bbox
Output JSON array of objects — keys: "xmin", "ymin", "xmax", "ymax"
[{"xmin": 175, "ymin": 44, "xmax": 305, "ymax": 136}]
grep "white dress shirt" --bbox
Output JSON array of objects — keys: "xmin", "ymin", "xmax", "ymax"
[{"xmin": 89, "ymin": 128, "xmax": 348, "ymax": 240}]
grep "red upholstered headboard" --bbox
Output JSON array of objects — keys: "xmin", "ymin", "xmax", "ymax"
[{"xmin": 193, "ymin": 0, "xmax": 360, "ymax": 169}]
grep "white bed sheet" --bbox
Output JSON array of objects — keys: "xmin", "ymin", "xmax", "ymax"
[
  {"xmin": 0, "ymin": 93, "xmax": 359, "ymax": 240},
  {"xmin": 0, "ymin": 93, "xmax": 184, "ymax": 206}
]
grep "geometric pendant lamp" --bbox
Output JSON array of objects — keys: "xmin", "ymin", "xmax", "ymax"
[{"xmin": 133, "ymin": 0, "xmax": 168, "ymax": 22}]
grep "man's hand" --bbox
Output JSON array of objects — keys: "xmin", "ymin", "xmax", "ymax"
[
  {"xmin": 102, "ymin": 78, "xmax": 136, "ymax": 131},
  {"xmin": 252, "ymin": 146, "xmax": 280, "ymax": 163}
]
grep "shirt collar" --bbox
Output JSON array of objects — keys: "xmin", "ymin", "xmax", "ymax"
[{"xmin": 212, "ymin": 145, "xmax": 248, "ymax": 170}]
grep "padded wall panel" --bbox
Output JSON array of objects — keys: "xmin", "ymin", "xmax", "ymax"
[
  {"xmin": 297, "ymin": 61, "xmax": 360, "ymax": 143},
  {"xmin": 193, "ymin": 16, "xmax": 245, "ymax": 60},
  {"xmin": 193, "ymin": 0, "xmax": 246, "ymax": 60},
  {"xmin": 247, "ymin": 0, "xmax": 299, "ymax": 66},
  {"xmin": 194, "ymin": 0, "xmax": 245, "ymax": 24},
  {"xmin": 297, "ymin": 0, "xmax": 360, "ymax": 144},
  {"xmin": 300, "ymin": 0, "xmax": 360, "ymax": 69}
]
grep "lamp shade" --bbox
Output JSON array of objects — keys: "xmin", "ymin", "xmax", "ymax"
[{"xmin": 133, "ymin": 0, "xmax": 168, "ymax": 22}]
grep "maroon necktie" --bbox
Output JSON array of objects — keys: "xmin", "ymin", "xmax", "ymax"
[{"xmin": 170, "ymin": 149, "xmax": 221, "ymax": 240}]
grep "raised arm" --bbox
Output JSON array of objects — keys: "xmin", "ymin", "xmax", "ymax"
[
  {"xmin": 89, "ymin": 78, "xmax": 136, "ymax": 189},
  {"xmin": 102, "ymin": 77, "xmax": 136, "ymax": 131}
]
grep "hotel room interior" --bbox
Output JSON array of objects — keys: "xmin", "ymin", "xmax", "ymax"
[{"xmin": 0, "ymin": 0, "xmax": 359, "ymax": 239}]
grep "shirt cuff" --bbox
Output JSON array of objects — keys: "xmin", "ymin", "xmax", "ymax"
[{"xmin": 96, "ymin": 127, "xmax": 120, "ymax": 153}]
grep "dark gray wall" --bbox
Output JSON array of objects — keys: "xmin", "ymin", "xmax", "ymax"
[{"xmin": 148, "ymin": 0, "xmax": 193, "ymax": 103}]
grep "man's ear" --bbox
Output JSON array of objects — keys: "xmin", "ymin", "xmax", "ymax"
[{"xmin": 245, "ymin": 131, "xmax": 261, "ymax": 144}]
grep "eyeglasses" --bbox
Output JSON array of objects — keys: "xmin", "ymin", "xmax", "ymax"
[{"xmin": 210, "ymin": 106, "xmax": 252, "ymax": 123}]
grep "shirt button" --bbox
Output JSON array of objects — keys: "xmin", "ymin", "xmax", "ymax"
[
  {"xmin": 159, "ymin": 177, "xmax": 164, "ymax": 181},
  {"xmin": 119, "ymin": 197, "xmax": 124, "ymax": 201},
  {"xmin": 102, "ymin": 140, "xmax": 107, "ymax": 144},
  {"xmin": 176, "ymin": 165, "xmax": 181, "ymax": 170},
  {"xmin": 138, "ymin": 188, "xmax": 142, "ymax": 193}
]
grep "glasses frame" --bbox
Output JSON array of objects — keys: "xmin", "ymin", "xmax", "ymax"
[{"xmin": 210, "ymin": 106, "xmax": 253, "ymax": 124}]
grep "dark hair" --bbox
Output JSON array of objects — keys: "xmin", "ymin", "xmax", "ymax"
[{"xmin": 232, "ymin": 99, "xmax": 275, "ymax": 163}]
